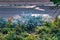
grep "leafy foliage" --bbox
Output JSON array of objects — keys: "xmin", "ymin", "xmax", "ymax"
[
  {"xmin": 50, "ymin": 0, "xmax": 60, "ymax": 4},
  {"xmin": 0, "ymin": 15, "xmax": 60, "ymax": 40}
]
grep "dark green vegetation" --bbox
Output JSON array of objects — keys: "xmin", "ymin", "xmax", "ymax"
[
  {"xmin": 50, "ymin": 0, "xmax": 60, "ymax": 4},
  {"xmin": 0, "ymin": 16, "xmax": 60, "ymax": 40}
]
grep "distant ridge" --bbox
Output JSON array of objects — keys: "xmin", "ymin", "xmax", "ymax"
[
  {"xmin": 0, "ymin": 0, "xmax": 53, "ymax": 6},
  {"xmin": 0, "ymin": 0, "xmax": 50, "ymax": 2}
]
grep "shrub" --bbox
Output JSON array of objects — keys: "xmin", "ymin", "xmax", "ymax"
[
  {"xmin": 1, "ymin": 28, "xmax": 8, "ymax": 34},
  {"xmin": 35, "ymin": 26, "xmax": 51, "ymax": 34},
  {"xmin": 0, "ymin": 18, "xmax": 7, "ymax": 28}
]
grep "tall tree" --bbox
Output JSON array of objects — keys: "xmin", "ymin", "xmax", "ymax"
[{"xmin": 50, "ymin": 0, "xmax": 60, "ymax": 4}]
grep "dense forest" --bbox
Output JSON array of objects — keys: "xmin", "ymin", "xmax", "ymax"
[{"xmin": 0, "ymin": 15, "xmax": 60, "ymax": 40}]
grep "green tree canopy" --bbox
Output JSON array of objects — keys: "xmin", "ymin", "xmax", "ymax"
[{"xmin": 50, "ymin": 0, "xmax": 60, "ymax": 4}]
